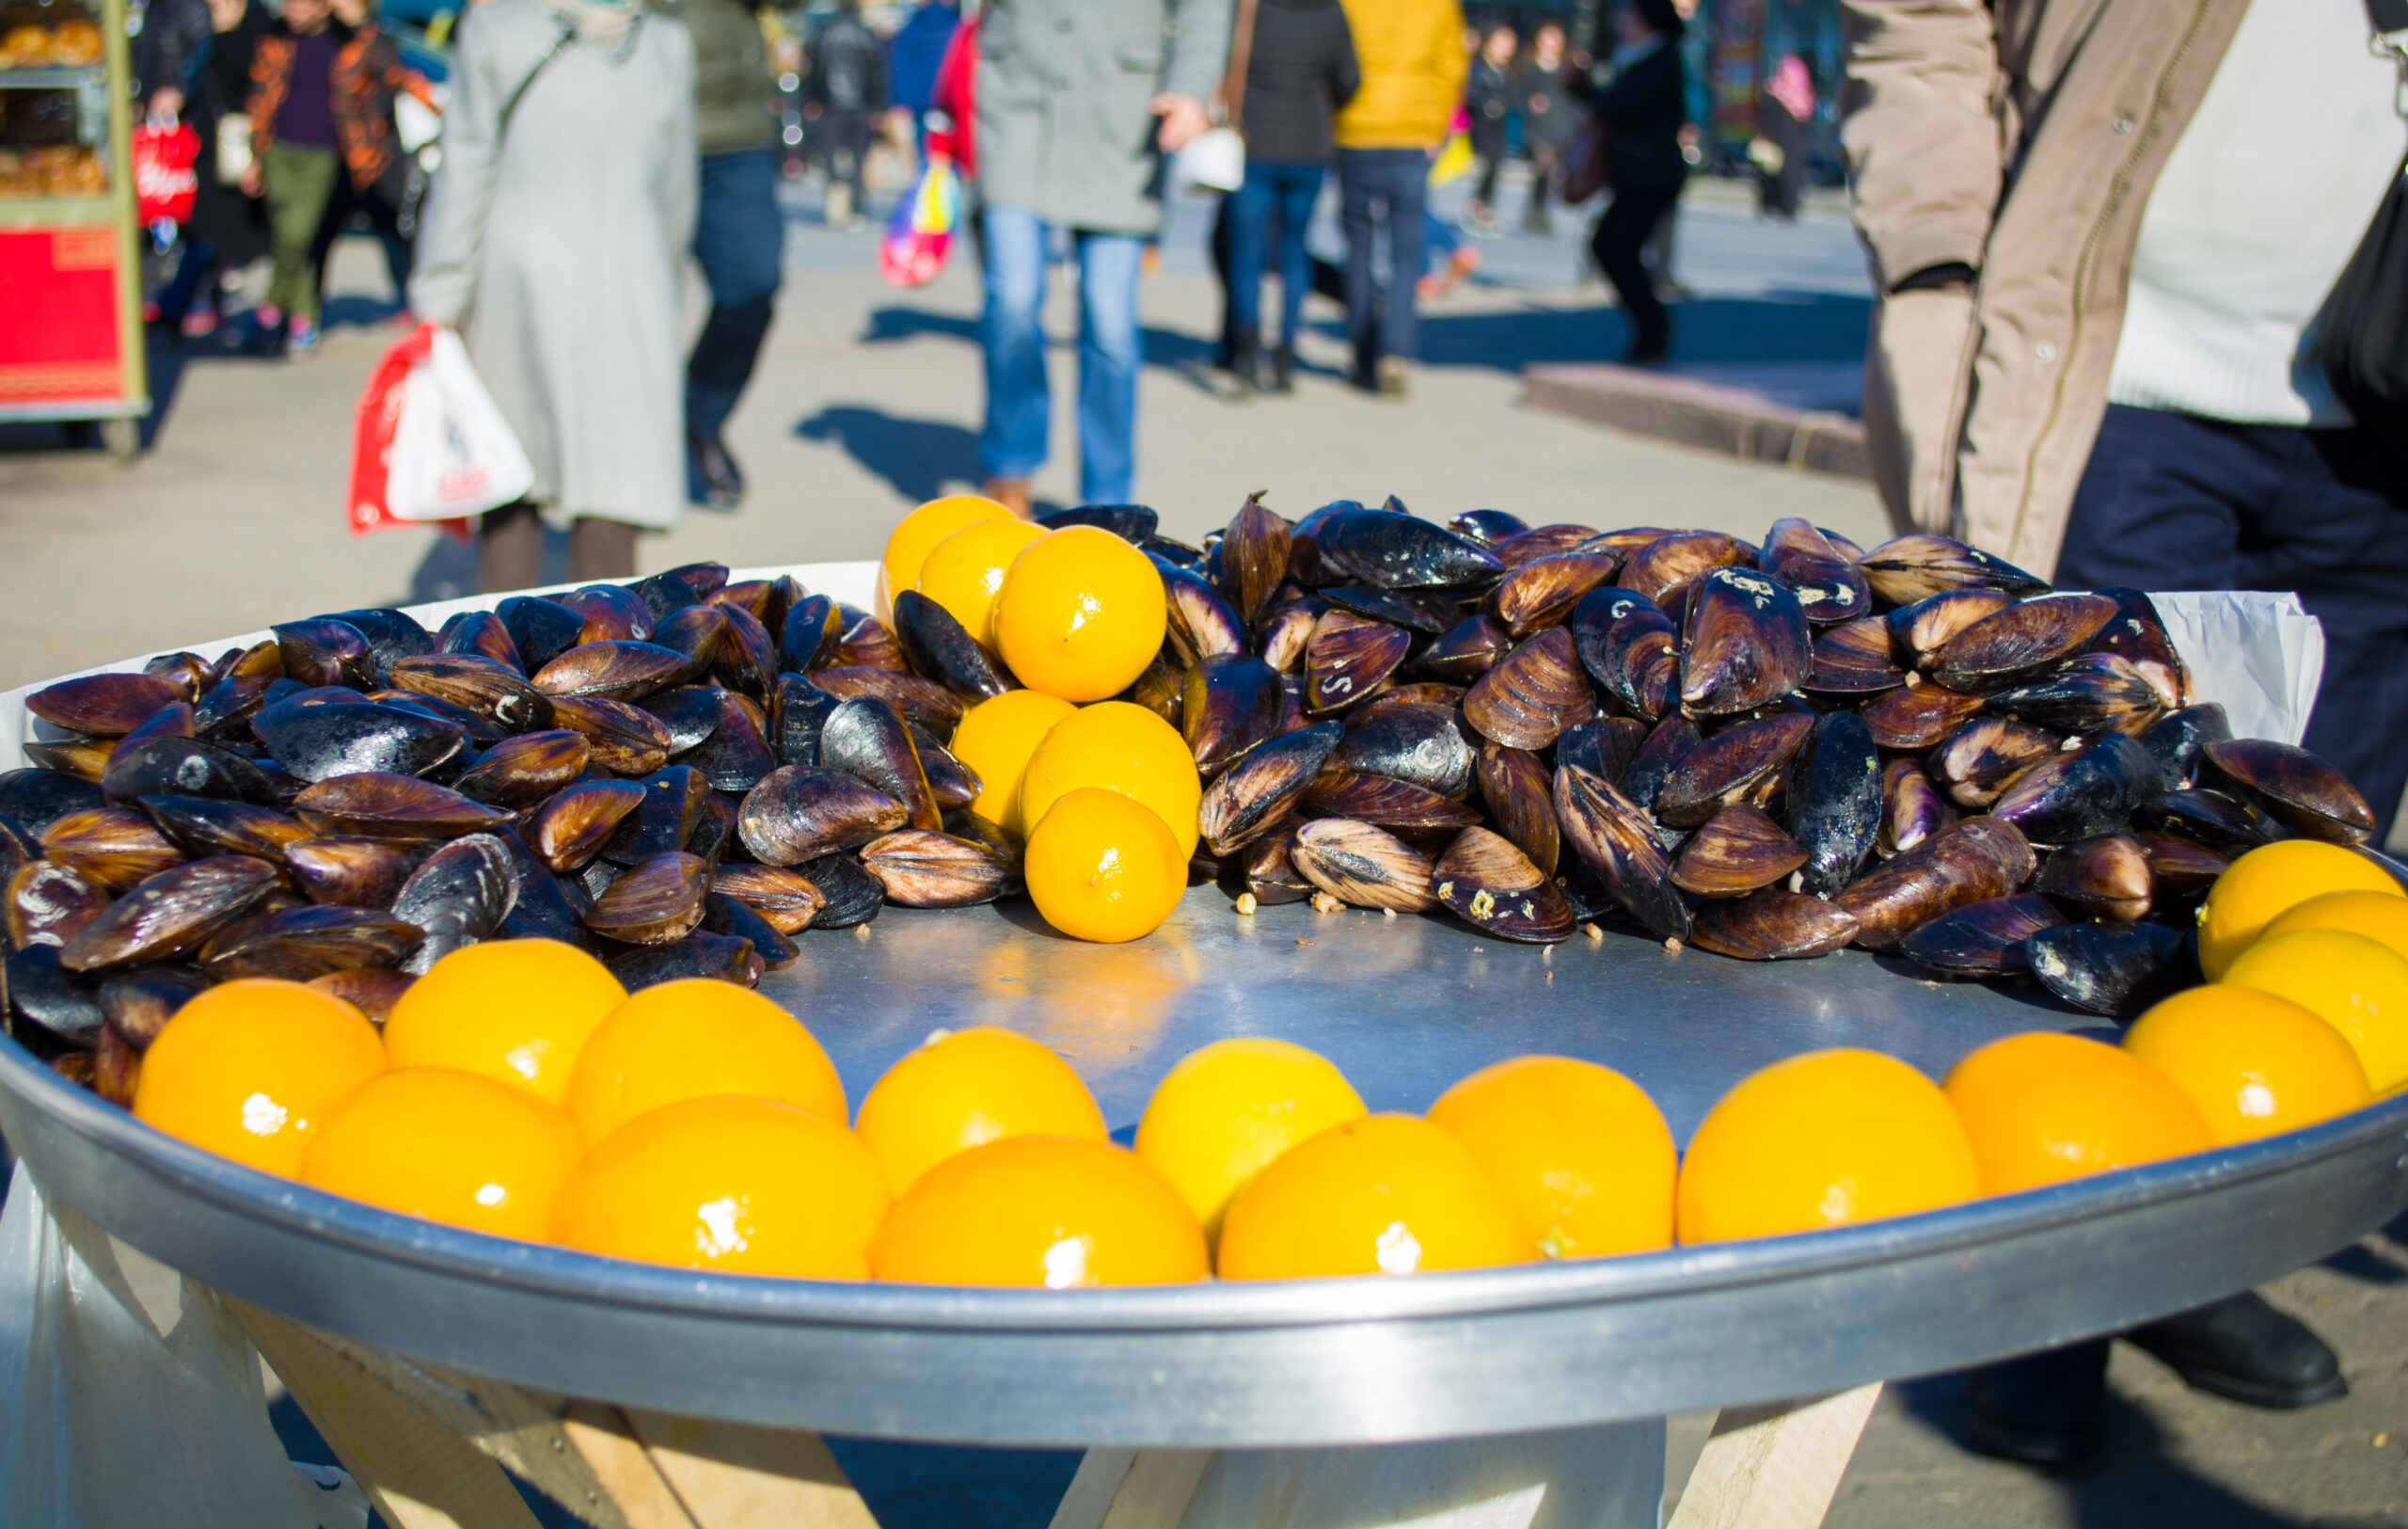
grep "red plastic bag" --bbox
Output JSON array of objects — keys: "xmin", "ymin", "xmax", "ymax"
[
  {"xmin": 346, "ymin": 325, "xmax": 473, "ymax": 541},
  {"xmin": 131, "ymin": 121, "xmax": 199, "ymax": 226}
]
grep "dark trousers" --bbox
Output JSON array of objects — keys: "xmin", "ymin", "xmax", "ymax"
[
  {"xmin": 1469, "ymin": 119, "xmax": 1506, "ymax": 211},
  {"xmin": 1337, "ymin": 148, "xmax": 1428, "ymax": 374},
  {"xmin": 687, "ymin": 147, "xmax": 786, "ymax": 441},
  {"xmin": 1590, "ymin": 176, "xmax": 1683, "ymax": 359},
  {"xmin": 820, "ymin": 109, "xmax": 873, "ymax": 210},
  {"xmin": 2059, "ymin": 403, "xmax": 2408, "ymax": 841},
  {"xmin": 1227, "ymin": 161, "xmax": 1324, "ymax": 344},
  {"xmin": 312, "ymin": 174, "xmax": 413, "ymax": 311}
]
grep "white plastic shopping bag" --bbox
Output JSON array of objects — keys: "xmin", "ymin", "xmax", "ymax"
[{"xmin": 385, "ymin": 327, "xmax": 535, "ymax": 522}]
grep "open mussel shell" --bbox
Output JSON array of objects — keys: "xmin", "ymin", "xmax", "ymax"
[
  {"xmin": 1931, "ymin": 717, "xmax": 2064, "ymax": 810},
  {"xmin": 583, "ymin": 850, "xmax": 708, "ymax": 945},
  {"xmin": 2140, "ymin": 702, "xmax": 2231, "ymax": 788},
  {"xmin": 811, "ymin": 667, "xmax": 963, "ymax": 734},
  {"xmin": 1306, "ymin": 610, "xmax": 1411, "ymax": 715},
  {"xmin": 1463, "ymin": 628, "xmax": 1594, "ymax": 750},
  {"xmin": 1255, "ymin": 598, "xmax": 1323, "ymax": 675},
  {"xmin": 1553, "ymin": 764, "xmax": 1689, "ymax": 941},
  {"xmin": 1877, "ymin": 757, "xmax": 1957, "ymax": 858},
  {"xmin": 252, "ymin": 698, "xmax": 467, "ymax": 783},
  {"xmin": 1620, "ymin": 531, "xmax": 1753, "ymax": 605},
  {"xmin": 1861, "ymin": 678, "xmax": 1987, "ymax": 751},
  {"xmin": 1493, "ymin": 553, "xmax": 1617, "ymax": 637},
  {"xmin": 1161, "ymin": 563, "xmax": 1247, "ymax": 669},
  {"xmin": 284, "ymin": 836, "xmax": 424, "ymax": 907},
  {"xmin": 1831, "ymin": 816, "xmax": 2036, "ymax": 952},
  {"xmin": 548, "ymin": 697, "xmax": 674, "ymax": 777},
  {"xmin": 273, "ymin": 618, "xmax": 375, "ymax": 688},
  {"xmin": 451, "ymin": 729, "xmax": 591, "ymax": 808},
  {"xmin": 1805, "ymin": 617, "xmax": 1906, "ymax": 696},
  {"xmin": 1897, "ymin": 893, "xmax": 2068, "ymax": 979},
  {"xmin": 1197, "ymin": 722, "xmax": 1341, "ymax": 856},
  {"xmin": 1759, "ymin": 518, "xmax": 1869, "ymax": 625},
  {"xmin": 819, "ymin": 696, "xmax": 942, "ymax": 832},
  {"xmin": 1433, "ymin": 827, "xmax": 1573, "ymax": 943},
  {"xmin": 1689, "ymin": 888, "xmax": 1860, "ymax": 961},
  {"xmin": 27, "ymin": 672, "xmax": 186, "ymax": 738},
  {"xmin": 607, "ymin": 931, "xmax": 761, "ymax": 991},
  {"xmin": 1315, "ymin": 505, "xmax": 1503, "ymax": 590},
  {"xmin": 102, "ymin": 737, "xmax": 278, "ymax": 808},
  {"xmin": 8, "ymin": 945, "xmax": 107, "ymax": 1050},
  {"xmin": 713, "ymin": 863, "xmax": 827, "ymax": 934},
  {"xmin": 532, "ymin": 641, "xmax": 699, "ymax": 704},
  {"xmin": 2135, "ymin": 787, "xmax": 2267, "ymax": 855},
  {"xmin": 1183, "ymin": 654, "xmax": 1288, "ymax": 779},
  {"xmin": 1654, "ymin": 711, "xmax": 1813, "ymax": 828},
  {"xmin": 41, "ymin": 807, "xmax": 186, "ymax": 893},
  {"xmin": 891, "ymin": 591, "xmax": 1011, "ymax": 704},
  {"xmin": 99, "ymin": 964, "xmax": 212, "ymax": 1050},
  {"xmin": 1331, "ymin": 704, "xmax": 1477, "ymax": 801},
  {"xmin": 599, "ymin": 767, "xmax": 714, "ymax": 867},
  {"xmin": 1474, "ymin": 741, "xmax": 1558, "ymax": 878},
  {"xmin": 1570, "ymin": 587, "xmax": 1678, "ymax": 720},
  {"xmin": 1678, "ymin": 567, "xmax": 1811, "ymax": 718},
  {"xmin": 737, "ymin": 766, "xmax": 908, "ymax": 865},
  {"xmin": 1449, "ymin": 509, "xmax": 1530, "ymax": 547},
  {"xmin": 1857, "ymin": 534, "xmax": 2048, "ymax": 606},
  {"xmin": 1988, "ymin": 652, "xmax": 2164, "ymax": 737},
  {"xmin": 1302, "ymin": 770, "xmax": 1481, "ymax": 831},
  {"xmin": 1671, "ymin": 802, "xmax": 1808, "ymax": 897},
  {"xmin": 2035, "ymin": 833, "xmax": 2152, "ymax": 921},
  {"xmin": 293, "ymin": 772, "xmax": 516, "ymax": 839},
  {"xmin": 1887, "ymin": 587, "xmax": 2019, "ymax": 666},
  {"xmin": 438, "ymin": 610, "xmax": 524, "ymax": 670},
  {"xmin": 1418, "ymin": 614, "xmax": 1512, "ymax": 685},
  {"xmin": 2028, "ymin": 921, "xmax": 2202, "ymax": 1019},
  {"xmin": 390, "ymin": 834, "xmax": 520, "ymax": 972},
  {"xmin": 1990, "ymin": 731, "xmax": 2163, "ymax": 847},
  {"xmin": 1290, "ymin": 819, "xmax": 1437, "ymax": 911},
  {"xmin": 1220, "ymin": 494, "xmax": 1293, "ymax": 624},
  {"xmin": 794, "ymin": 853, "xmax": 884, "ymax": 928},
  {"xmin": 8, "ymin": 859, "xmax": 111, "ymax": 948},
  {"xmin": 859, "ymin": 829, "xmax": 1021, "ymax": 907},
  {"xmin": 384, "ymin": 653, "xmax": 554, "ymax": 731},
  {"xmin": 2087, "ymin": 587, "xmax": 2190, "ymax": 709},
  {"xmin": 199, "ymin": 903, "xmax": 425, "ymax": 981},
  {"xmin": 2203, "ymin": 738, "xmax": 2377, "ymax": 845},
  {"xmin": 59, "ymin": 855, "xmax": 281, "ymax": 972},
  {"xmin": 1925, "ymin": 593, "xmax": 2119, "ymax": 693}
]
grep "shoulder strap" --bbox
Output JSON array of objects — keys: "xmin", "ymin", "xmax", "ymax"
[
  {"xmin": 1222, "ymin": 0, "xmax": 1261, "ymax": 131},
  {"xmin": 497, "ymin": 20, "xmax": 578, "ymax": 144}
]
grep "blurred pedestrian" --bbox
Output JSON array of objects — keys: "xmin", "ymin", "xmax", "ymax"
[
  {"xmin": 1223, "ymin": 0, "xmax": 1358, "ymax": 394},
  {"xmin": 1848, "ymin": 0, "xmax": 2408, "ymax": 1464},
  {"xmin": 675, "ymin": 0, "xmax": 784, "ymax": 508},
  {"xmin": 885, "ymin": 0, "xmax": 958, "ymax": 158},
  {"xmin": 150, "ymin": 0, "xmax": 272, "ymax": 338},
  {"xmin": 1582, "ymin": 0, "xmax": 1687, "ymax": 363},
  {"xmin": 410, "ymin": 0, "xmax": 698, "ymax": 590},
  {"xmin": 1461, "ymin": 24, "xmax": 1513, "ymax": 232},
  {"xmin": 1515, "ymin": 21, "xmax": 1576, "ymax": 235},
  {"xmin": 242, "ymin": 0, "xmax": 348, "ymax": 356},
  {"xmin": 135, "ymin": 0, "xmax": 213, "ymax": 119},
  {"xmin": 806, "ymin": 0, "xmax": 885, "ymax": 230},
  {"xmin": 971, "ymin": 0, "xmax": 1232, "ymax": 514},
  {"xmin": 309, "ymin": 0, "xmax": 437, "ymax": 318},
  {"xmin": 1333, "ymin": 0, "xmax": 1466, "ymax": 396},
  {"xmin": 1752, "ymin": 53, "xmax": 1811, "ymax": 221}
]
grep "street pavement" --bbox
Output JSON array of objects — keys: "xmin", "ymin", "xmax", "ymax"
[{"xmin": 3, "ymin": 174, "xmax": 2405, "ymax": 1528}]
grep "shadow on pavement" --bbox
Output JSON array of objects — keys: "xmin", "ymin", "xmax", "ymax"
[{"xmin": 797, "ymin": 405, "xmax": 985, "ymax": 505}]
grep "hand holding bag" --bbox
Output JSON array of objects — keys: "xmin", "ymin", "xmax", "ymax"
[
  {"xmin": 348, "ymin": 325, "xmax": 531, "ymax": 537},
  {"xmin": 1172, "ymin": 0, "xmax": 1258, "ymax": 196}
]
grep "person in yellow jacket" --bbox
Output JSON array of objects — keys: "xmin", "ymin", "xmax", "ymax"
[{"xmin": 1332, "ymin": 0, "xmax": 1465, "ymax": 397}]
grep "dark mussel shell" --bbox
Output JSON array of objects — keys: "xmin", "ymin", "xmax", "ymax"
[
  {"xmin": 1654, "ymin": 711, "xmax": 1814, "ymax": 828},
  {"xmin": 252, "ymin": 698, "xmax": 467, "ymax": 783},
  {"xmin": 769, "ymin": 673, "xmax": 841, "ymax": 769},
  {"xmin": 1198, "ymin": 722, "xmax": 1342, "ymax": 855},
  {"xmin": 632, "ymin": 570, "xmax": 701, "ymax": 625},
  {"xmin": 1898, "ymin": 892, "xmax": 2069, "ymax": 978},
  {"xmin": 1925, "ymin": 593, "xmax": 2120, "ymax": 693},
  {"xmin": 1877, "ymin": 757, "xmax": 1958, "ymax": 857},
  {"xmin": 194, "ymin": 674, "xmax": 273, "ymax": 741},
  {"xmin": 2137, "ymin": 829, "xmax": 2233, "ymax": 896},
  {"xmin": 1256, "ymin": 598, "xmax": 1323, "ymax": 675},
  {"xmin": 819, "ymin": 696, "xmax": 942, "ymax": 832},
  {"xmin": 1284, "ymin": 498, "xmax": 1364, "ymax": 586},
  {"xmin": 142, "ymin": 650, "xmax": 214, "ymax": 700},
  {"xmin": 438, "ymin": 610, "xmax": 523, "ymax": 670},
  {"xmin": 661, "ymin": 559, "xmax": 732, "ymax": 606},
  {"xmin": 1493, "ymin": 553, "xmax": 1617, "ymax": 637},
  {"xmin": 1689, "ymin": 888, "xmax": 1861, "ymax": 961},
  {"xmin": 810, "ymin": 667, "xmax": 963, "ymax": 734},
  {"xmin": 532, "ymin": 641, "xmax": 699, "ymax": 704},
  {"xmin": 102, "ymin": 737, "xmax": 278, "ymax": 808},
  {"xmin": 1359, "ymin": 682, "xmax": 1466, "ymax": 715},
  {"xmin": 686, "ymin": 691, "xmax": 777, "ymax": 794},
  {"xmin": 908, "ymin": 724, "xmax": 983, "ymax": 808},
  {"xmin": 1301, "ymin": 770, "xmax": 1482, "ymax": 830},
  {"xmin": 1317, "ymin": 584, "xmax": 1458, "ymax": 635},
  {"xmin": 583, "ymin": 850, "xmax": 708, "ymax": 945},
  {"xmin": 373, "ymin": 689, "xmax": 505, "ymax": 749},
  {"xmin": 24, "ymin": 739, "xmax": 112, "ymax": 783},
  {"xmin": 1805, "ymin": 617, "xmax": 1907, "ymax": 696},
  {"xmin": 8, "ymin": 945, "xmax": 106, "ymax": 1049},
  {"xmin": 496, "ymin": 595, "xmax": 585, "ymax": 673},
  {"xmin": 139, "ymin": 794, "xmax": 311, "ymax": 863},
  {"xmin": 388, "ymin": 834, "xmax": 520, "ymax": 972},
  {"xmin": 1132, "ymin": 656, "xmax": 1184, "ymax": 725},
  {"xmin": 1315, "ymin": 505, "xmax": 1502, "ymax": 590},
  {"xmin": 601, "ymin": 766, "xmax": 715, "ymax": 866},
  {"xmin": 2036, "ymin": 833, "xmax": 2152, "ymax": 922},
  {"xmin": 1463, "ymin": 628, "xmax": 1593, "ymax": 750},
  {"xmin": 782, "ymin": 593, "xmax": 840, "ymax": 673},
  {"xmin": 1781, "ymin": 711, "xmax": 1881, "ymax": 896},
  {"xmin": 1242, "ymin": 820, "xmax": 1315, "ymax": 905},
  {"xmin": 1553, "ymin": 764, "xmax": 1689, "ymax": 941},
  {"xmin": 199, "ymin": 903, "xmax": 424, "ymax": 981},
  {"xmin": 2140, "ymin": 702, "xmax": 2232, "ymax": 788},
  {"xmin": 702, "ymin": 891, "xmax": 799, "ymax": 968},
  {"xmin": 1861, "ymin": 678, "xmax": 1987, "ymax": 751},
  {"xmin": 1679, "ymin": 567, "xmax": 1811, "ymax": 718},
  {"xmin": 737, "ymin": 766, "xmax": 908, "ymax": 865},
  {"xmin": 284, "ymin": 836, "xmax": 424, "ymax": 907},
  {"xmin": 562, "ymin": 584, "xmax": 656, "ymax": 643},
  {"xmin": 100, "ymin": 964, "xmax": 211, "ymax": 1049},
  {"xmin": 683, "ymin": 789, "xmax": 741, "ymax": 867},
  {"xmin": 1449, "ymin": 509, "xmax": 1529, "ymax": 547},
  {"xmin": 1857, "ymin": 534, "xmax": 2049, "ymax": 606},
  {"xmin": 60, "ymin": 855, "xmax": 281, "ymax": 972},
  {"xmin": 827, "ymin": 604, "xmax": 908, "ymax": 673},
  {"xmin": 1620, "ymin": 713, "xmax": 1702, "ymax": 826},
  {"xmin": 1831, "ymin": 816, "xmax": 2036, "ymax": 952},
  {"xmin": 1474, "ymin": 741, "xmax": 1558, "ymax": 878},
  {"xmin": 119, "ymin": 700, "xmax": 198, "ymax": 752},
  {"xmin": 489, "ymin": 826, "xmax": 590, "ymax": 947},
  {"xmin": 860, "ymin": 829, "xmax": 1021, "ymax": 907},
  {"xmin": 1990, "ymin": 731, "xmax": 2163, "ymax": 847},
  {"xmin": 0, "ymin": 770, "xmax": 104, "ymax": 835},
  {"xmin": 450, "ymin": 728, "xmax": 591, "ymax": 808},
  {"xmin": 2202, "ymin": 738, "xmax": 2377, "ymax": 845},
  {"xmin": 1334, "ymin": 704, "xmax": 1477, "ymax": 801},
  {"xmin": 8, "ymin": 860, "xmax": 111, "ymax": 948},
  {"xmin": 1671, "ymin": 802, "xmax": 1808, "ymax": 897},
  {"xmin": 1221, "ymin": 494, "xmax": 1293, "ymax": 624},
  {"xmin": 1759, "ymin": 518, "xmax": 1870, "ymax": 625},
  {"xmin": 2027, "ymin": 921, "xmax": 2202, "ymax": 1019},
  {"xmin": 892, "ymin": 591, "xmax": 1012, "ymax": 703},
  {"xmin": 26, "ymin": 672, "xmax": 186, "ymax": 738},
  {"xmin": 1434, "ymin": 827, "xmax": 1574, "ymax": 943},
  {"xmin": 1886, "ymin": 587, "xmax": 2020, "ymax": 666},
  {"xmin": 308, "ymin": 968, "xmax": 417, "ymax": 1024},
  {"xmin": 293, "ymin": 772, "xmax": 516, "ymax": 839},
  {"xmin": 709, "ymin": 603, "xmax": 780, "ymax": 700},
  {"xmin": 713, "ymin": 863, "xmax": 827, "ymax": 934},
  {"xmin": 273, "ymin": 618, "xmax": 375, "ymax": 688},
  {"xmin": 1988, "ymin": 652, "xmax": 2165, "ymax": 736},
  {"xmin": 1571, "ymin": 587, "xmax": 1678, "ymax": 720},
  {"xmin": 1290, "ymin": 819, "xmax": 1437, "ymax": 911},
  {"xmin": 1418, "ymin": 614, "xmax": 1513, "ymax": 685},
  {"xmin": 2135, "ymin": 787, "xmax": 2268, "ymax": 855},
  {"xmin": 1930, "ymin": 717, "xmax": 2065, "ymax": 810},
  {"xmin": 795, "ymin": 852, "xmax": 885, "ymax": 928},
  {"xmin": 1489, "ymin": 523, "xmax": 1601, "ymax": 571},
  {"xmin": 384, "ymin": 653, "xmax": 555, "ymax": 731},
  {"xmin": 1183, "ymin": 655, "xmax": 1287, "ymax": 779},
  {"xmin": 548, "ymin": 697, "xmax": 674, "ymax": 776},
  {"xmin": 2086, "ymin": 587, "xmax": 2190, "ymax": 709},
  {"xmin": 1555, "ymin": 717, "xmax": 1648, "ymax": 790},
  {"xmin": 41, "ymin": 807, "xmax": 185, "ymax": 893},
  {"xmin": 608, "ymin": 931, "xmax": 762, "ymax": 991},
  {"xmin": 1161, "ymin": 562, "xmax": 1247, "ymax": 669},
  {"xmin": 318, "ymin": 607, "xmax": 436, "ymax": 674},
  {"xmin": 1306, "ymin": 610, "xmax": 1411, "ymax": 715},
  {"xmin": 1619, "ymin": 531, "xmax": 1753, "ymax": 605},
  {"xmin": 1041, "ymin": 502, "xmax": 1159, "ymax": 540}
]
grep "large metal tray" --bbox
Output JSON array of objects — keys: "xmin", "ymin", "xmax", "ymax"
[{"xmin": 0, "ymin": 571, "xmax": 2400, "ymax": 1448}]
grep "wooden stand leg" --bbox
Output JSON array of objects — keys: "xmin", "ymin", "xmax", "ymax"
[{"xmin": 1666, "ymin": 1382, "xmax": 1882, "ymax": 1529}]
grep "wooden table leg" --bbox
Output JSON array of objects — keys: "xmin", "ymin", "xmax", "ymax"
[{"xmin": 1666, "ymin": 1382, "xmax": 1882, "ymax": 1529}]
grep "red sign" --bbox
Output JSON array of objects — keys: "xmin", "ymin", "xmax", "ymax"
[{"xmin": 0, "ymin": 229, "xmax": 124, "ymax": 405}]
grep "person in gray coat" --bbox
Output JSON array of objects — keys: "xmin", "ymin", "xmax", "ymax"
[
  {"xmin": 409, "ymin": 0, "xmax": 697, "ymax": 591},
  {"xmin": 973, "ymin": 0, "xmax": 1233, "ymax": 515}
]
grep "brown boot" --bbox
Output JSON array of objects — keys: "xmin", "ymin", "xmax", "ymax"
[{"xmin": 982, "ymin": 477, "xmax": 1035, "ymax": 519}]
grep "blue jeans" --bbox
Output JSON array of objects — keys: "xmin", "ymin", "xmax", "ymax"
[
  {"xmin": 1336, "ymin": 148, "xmax": 1428, "ymax": 372},
  {"xmin": 1227, "ymin": 162, "xmax": 1323, "ymax": 344},
  {"xmin": 687, "ymin": 148, "xmax": 786, "ymax": 441},
  {"xmin": 977, "ymin": 205, "xmax": 1143, "ymax": 503}
]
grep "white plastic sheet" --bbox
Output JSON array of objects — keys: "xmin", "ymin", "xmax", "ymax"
[{"xmin": 2148, "ymin": 591, "xmax": 2325, "ymax": 748}]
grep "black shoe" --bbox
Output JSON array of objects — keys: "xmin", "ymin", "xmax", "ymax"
[
  {"xmin": 1226, "ymin": 323, "xmax": 1260, "ymax": 401},
  {"xmin": 1266, "ymin": 344, "xmax": 1295, "ymax": 394},
  {"xmin": 688, "ymin": 431, "xmax": 744, "ymax": 511},
  {"xmin": 1964, "ymin": 1339, "xmax": 2111, "ymax": 1467},
  {"xmin": 2128, "ymin": 1292, "xmax": 2347, "ymax": 1410}
]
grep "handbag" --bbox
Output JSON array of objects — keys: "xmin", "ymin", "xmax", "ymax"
[
  {"xmin": 2321, "ymin": 0, "xmax": 2408, "ymax": 436},
  {"xmin": 1172, "ymin": 0, "xmax": 1258, "ymax": 196},
  {"xmin": 1561, "ymin": 112, "xmax": 1610, "ymax": 204},
  {"xmin": 131, "ymin": 119, "xmax": 200, "ymax": 225},
  {"xmin": 214, "ymin": 111, "xmax": 251, "ymax": 188}
]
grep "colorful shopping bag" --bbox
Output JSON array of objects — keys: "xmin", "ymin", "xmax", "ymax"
[{"xmin": 878, "ymin": 158, "xmax": 961, "ymax": 288}]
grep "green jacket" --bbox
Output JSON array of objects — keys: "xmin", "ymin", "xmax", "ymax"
[{"xmin": 674, "ymin": 0, "xmax": 773, "ymax": 154}]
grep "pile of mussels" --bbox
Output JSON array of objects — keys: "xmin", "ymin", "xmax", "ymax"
[{"xmin": 0, "ymin": 501, "xmax": 2385, "ymax": 1107}]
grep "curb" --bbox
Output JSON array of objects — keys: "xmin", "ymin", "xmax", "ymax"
[{"xmin": 1520, "ymin": 362, "xmax": 1871, "ymax": 480}]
